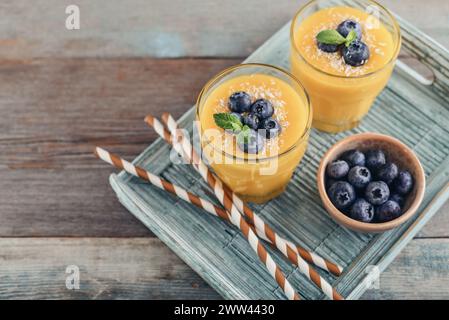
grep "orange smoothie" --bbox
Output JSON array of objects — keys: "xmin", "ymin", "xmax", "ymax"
[
  {"xmin": 290, "ymin": 2, "xmax": 401, "ymax": 133},
  {"xmin": 196, "ymin": 65, "xmax": 312, "ymax": 203}
]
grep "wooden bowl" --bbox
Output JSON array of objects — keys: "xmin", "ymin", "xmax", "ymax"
[{"xmin": 317, "ymin": 132, "xmax": 426, "ymax": 233}]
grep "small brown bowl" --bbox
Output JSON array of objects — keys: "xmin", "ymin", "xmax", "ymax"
[{"xmin": 317, "ymin": 132, "xmax": 425, "ymax": 233}]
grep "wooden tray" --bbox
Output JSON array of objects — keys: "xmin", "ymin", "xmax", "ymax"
[{"xmin": 109, "ymin": 12, "xmax": 449, "ymax": 299}]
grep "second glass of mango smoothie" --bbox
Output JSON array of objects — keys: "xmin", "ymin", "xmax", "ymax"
[
  {"xmin": 196, "ymin": 64, "xmax": 312, "ymax": 203},
  {"xmin": 290, "ymin": 0, "xmax": 401, "ymax": 133}
]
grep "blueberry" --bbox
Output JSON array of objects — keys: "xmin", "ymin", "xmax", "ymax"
[
  {"xmin": 341, "ymin": 40, "xmax": 370, "ymax": 67},
  {"xmin": 376, "ymin": 200, "xmax": 402, "ymax": 222},
  {"xmin": 259, "ymin": 118, "xmax": 281, "ymax": 139},
  {"xmin": 317, "ymin": 41, "xmax": 339, "ymax": 53},
  {"xmin": 348, "ymin": 166, "xmax": 371, "ymax": 189},
  {"xmin": 341, "ymin": 149, "xmax": 365, "ymax": 167},
  {"xmin": 390, "ymin": 193, "xmax": 405, "ymax": 207},
  {"xmin": 228, "ymin": 91, "xmax": 252, "ymax": 113},
  {"xmin": 376, "ymin": 162, "xmax": 398, "ymax": 184},
  {"xmin": 366, "ymin": 150, "xmax": 386, "ymax": 171},
  {"xmin": 326, "ymin": 160, "xmax": 350, "ymax": 179},
  {"xmin": 243, "ymin": 113, "xmax": 260, "ymax": 130},
  {"xmin": 337, "ymin": 20, "xmax": 362, "ymax": 40},
  {"xmin": 393, "ymin": 170, "xmax": 414, "ymax": 195},
  {"xmin": 328, "ymin": 181, "xmax": 356, "ymax": 210},
  {"xmin": 350, "ymin": 198, "xmax": 374, "ymax": 223},
  {"xmin": 237, "ymin": 130, "xmax": 264, "ymax": 154},
  {"xmin": 365, "ymin": 181, "xmax": 390, "ymax": 206},
  {"xmin": 250, "ymin": 99, "xmax": 274, "ymax": 120},
  {"xmin": 230, "ymin": 112, "xmax": 243, "ymax": 124}
]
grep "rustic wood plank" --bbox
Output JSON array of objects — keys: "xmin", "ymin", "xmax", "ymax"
[
  {"xmin": 0, "ymin": 0, "xmax": 447, "ymax": 59},
  {"xmin": 0, "ymin": 58, "xmax": 239, "ymax": 237},
  {"xmin": 362, "ymin": 238, "xmax": 449, "ymax": 299},
  {"xmin": 0, "ymin": 238, "xmax": 221, "ymax": 299},
  {"xmin": 0, "ymin": 237, "xmax": 447, "ymax": 300}
]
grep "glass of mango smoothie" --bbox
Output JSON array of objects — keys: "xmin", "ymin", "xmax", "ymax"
[
  {"xmin": 196, "ymin": 64, "xmax": 312, "ymax": 203},
  {"xmin": 290, "ymin": 0, "xmax": 401, "ymax": 133}
]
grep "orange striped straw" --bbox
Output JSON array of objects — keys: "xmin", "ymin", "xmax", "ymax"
[
  {"xmin": 94, "ymin": 146, "xmax": 301, "ymax": 300},
  {"xmin": 156, "ymin": 113, "xmax": 344, "ymax": 300}
]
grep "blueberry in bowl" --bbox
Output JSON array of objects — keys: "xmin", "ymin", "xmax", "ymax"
[
  {"xmin": 347, "ymin": 166, "xmax": 371, "ymax": 189},
  {"xmin": 326, "ymin": 160, "xmax": 350, "ymax": 179},
  {"xmin": 317, "ymin": 133, "xmax": 425, "ymax": 233}
]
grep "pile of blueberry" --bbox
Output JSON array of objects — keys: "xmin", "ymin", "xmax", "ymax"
[
  {"xmin": 317, "ymin": 20, "xmax": 370, "ymax": 67},
  {"xmin": 227, "ymin": 91, "xmax": 282, "ymax": 153},
  {"xmin": 325, "ymin": 149, "xmax": 414, "ymax": 223}
]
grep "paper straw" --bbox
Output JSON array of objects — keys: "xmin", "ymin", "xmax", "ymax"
[
  {"xmin": 159, "ymin": 113, "xmax": 343, "ymax": 300},
  {"xmin": 95, "ymin": 145, "xmax": 300, "ymax": 300}
]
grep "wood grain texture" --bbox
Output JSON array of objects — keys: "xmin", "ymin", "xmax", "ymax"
[
  {"xmin": 0, "ymin": 0, "xmax": 447, "ymax": 59},
  {"xmin": 0, "ymin": 58, "xmax": 238, "ymax": 237},
  {"xmin": 0, "ymin": 0, "xmax": 448, "ymax": 300},
  {"xmin": 0, "ymin": 238, "xmax": 221, "ymax": 299},
  {"xmin": 0, "ymin": 237, "xmax": 447, "ymax": 300}
]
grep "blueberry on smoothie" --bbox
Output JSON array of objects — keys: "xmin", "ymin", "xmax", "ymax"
[
  {"xmin": 341, "ymin": 40, "xmax": 370, "ymax": 67},
  {"xmin": 243, "ymin": 113, "xmax": 260, "ymax": 130},
  {"xmin": 237, "ymin": 130, "xmax": 264, "ymax": 154},
  {"xmin": 317, "ymin": 41, "xmax": 340, "ymax": 53},
  {"xmin": 228, "ymin": 91, "xmax": 252, "ymax": 113},
  {"xmin": 250, "ymin": 99, "xmax": 274, "ymax": 120},
  {"xmin": 259, "ymin": 118, "xmax": 281, "ymax": 139},
  {"xmin": 337, "ymin": 20, "xmax": 362, "ymax": 40}
]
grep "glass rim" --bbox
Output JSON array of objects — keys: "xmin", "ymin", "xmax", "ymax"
[
  {"xmin": 195, "ymin": 63, "xmax": 313, "ymax": 163},
  {"xmin": 290, "ymin": 0, "xmax": 402, "ymax": 79}
]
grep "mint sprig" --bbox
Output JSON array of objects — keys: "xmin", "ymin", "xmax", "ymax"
[
  {"xmin": 213, "ymin": 112, "xmax": 252, "ymax": 144},
  {"xmin": 316, "ymin": 29, "xmax": 357, "ymax": 47},
  {"xmin": 213, "ymin": 113, "xmax": 244, "ymax": 132}
]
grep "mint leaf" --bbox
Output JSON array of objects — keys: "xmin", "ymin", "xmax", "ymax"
[
  {"xmin": 316, "ymin": 30, "xmax": 346, "ymax": 45},
  {"xmin": 345, "ymin": 30, "xmax": 357, "ymax": 47},
  {"xmin": 236, "ymin": 125, "xmax": 251, "ymax": 145},
  {"xmin": 213, "ymin": 113, "xmax": 243, "ymax": 132}
]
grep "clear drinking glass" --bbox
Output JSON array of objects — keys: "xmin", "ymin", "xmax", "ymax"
[
  {"xmin": 196, "ymin": 64, "xmax": 312, "ymax": 203},
  {"xmin": 290, "ymin": 0, "xmax": 401, "ymax": 133}
]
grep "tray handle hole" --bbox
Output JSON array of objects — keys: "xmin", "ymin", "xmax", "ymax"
[{"xmin": 396, "ymin": 55, "xmax": 435, "ymax": 86}]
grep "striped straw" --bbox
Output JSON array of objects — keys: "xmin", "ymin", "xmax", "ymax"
[
  {"xmin": 95, "ymin": 146, "xmax": 301, "ymax": 300},
  {"xmin": 161, "ymin": 112, "xmax": 341, "ymax": 275},
  {"xmin": 159, "ymin": 113, "xmax": 344, "ymax": 300}
]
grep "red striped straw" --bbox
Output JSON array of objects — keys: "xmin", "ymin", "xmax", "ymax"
[
  {"xmin": 158, "ymin": 113, "xmax": 344, "ymax": 300},
  {"xmin": 95, "ymin": 146, "xmax": 301, "ymax": 300}
]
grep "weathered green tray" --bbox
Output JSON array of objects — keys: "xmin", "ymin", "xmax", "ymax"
[{"xmin": 109, "ymin": 12, "xmax": 449, "ymax": 299}]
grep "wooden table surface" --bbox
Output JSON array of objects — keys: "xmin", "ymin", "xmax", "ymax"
[{"xmin": 1, "ymin": 0, "xmax": 448, "ymax": 299}]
